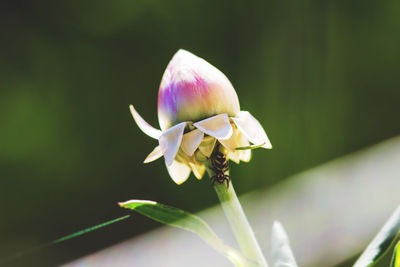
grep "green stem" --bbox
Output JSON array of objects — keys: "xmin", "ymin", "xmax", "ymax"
[{"xmin": 214, "ymin": 182, "xmax": 268, "ymax": 267}]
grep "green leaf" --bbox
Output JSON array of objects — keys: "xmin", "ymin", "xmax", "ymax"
[
  {"xmin": 51, "ymin": 215, "xmax": 131, "ymax": 244},
  {"xmin": 119, "ymin": 199, "xmax": 251, "ymax": 267},
  {"xmin": 235, "ymin": 143, "xmax": 266, "ymax": 151},
  {"xmin": 0, "ymin": 215, "xmax": 131, "ymax": 265},
  {"xmin": 354, "ymin": 205, "xmax": 400, "ymax": 267},
  {"xmin": 270, "ymin": 221, "xmax": 298, "ymax": 267},
  {"xmin": 390, "ymin": 241, "xmax": 400, "ymax": 267}
]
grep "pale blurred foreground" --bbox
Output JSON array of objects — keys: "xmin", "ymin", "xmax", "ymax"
[{"xmin": 66, "ymin": 137, "xmax": 400, "ymax": 267}]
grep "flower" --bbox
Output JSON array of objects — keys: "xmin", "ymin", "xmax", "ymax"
[{"xmin": 130, "ymin": 49, "xmax": 272, "ymax": 184}]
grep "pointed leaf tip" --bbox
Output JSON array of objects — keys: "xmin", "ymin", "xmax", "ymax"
[
  {"xmin": 119, "ymin": 199, "xmax": 157, "ymax": 209},
  {"xmin": 271, "ymin": 221, "xmax": 298, "ymax": 267}
]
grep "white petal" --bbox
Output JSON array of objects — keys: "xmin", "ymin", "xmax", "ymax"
[
  {"xmin": 188, "ymin": 161, "xmax": 206, "ymax": 180},
  {"xmin": 227, "ymin": 151, "xmax": 240, "ymax": 163},
  {"xmin": 239, "ymin": 148, "xmax": 251, "ymax": 162},
  {"xmin": 181, "ymin": 129, "xmax": 204, "ymax": 156},
  {"xmin": 143, "ymin": 146, "xmax": 163, "ymax": 163},
  {"xmin": 228, "ymin": 149, "xmax": 251, "ymax": 163},
  {"xmin": 166, "ymin": 160, "xmax": 191, "ymax": 185},
  {"xmin": 130, "ymin": 105, "xmax": 162, "ymax": 139},
  {"xmin": 193, "ymin": 114, "xmax": 233, "ymax": 140},
  {"xmin": 198, "ymin": 136, "xmax": 217, "ymax": 158},
  {"xmin": 221, "ymin": 129, "xmax": 252, "ymax": 163},
  {"xmin": 232, "ymin": 111, "xmax": 272, "ymax": 149},
  {"xmin": 159, "ymin": 122, "xmax": 186, "ymax": 166},
  {"xmin": 218, "ymin": 128, "xmax": 244, "ymax": 151},
  {"xmin": 218, "ymin": 136, "xmax": 236, "ymax": 151}
]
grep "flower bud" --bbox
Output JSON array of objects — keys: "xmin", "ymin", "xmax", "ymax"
[{"xmin": 130, "ymin": 49, "xmax": 272, "ymax": 185}]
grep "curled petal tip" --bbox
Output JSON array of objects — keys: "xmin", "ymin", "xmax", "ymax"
[{"xmin": 129, "ymin": 105, "xmax": 162, "ymax": 139}]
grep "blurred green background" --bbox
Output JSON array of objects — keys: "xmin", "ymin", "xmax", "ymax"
[{"xmin": 1, "ymin": 0, "xmax": 399, "ymax": 266}]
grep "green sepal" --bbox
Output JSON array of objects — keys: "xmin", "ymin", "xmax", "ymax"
[{"xmin": 235, "ymin": 143, "xmax": 266, "ymax": 151}]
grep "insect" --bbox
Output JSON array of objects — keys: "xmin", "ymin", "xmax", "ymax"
[{"xmin": 210, "ymin": 147, "xmax": 230, "ymax": 188}]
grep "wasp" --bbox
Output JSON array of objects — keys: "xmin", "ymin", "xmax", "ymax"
[{"xmin": 210, "ymin": 146, "xmax": 230, "ymax": 188}]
